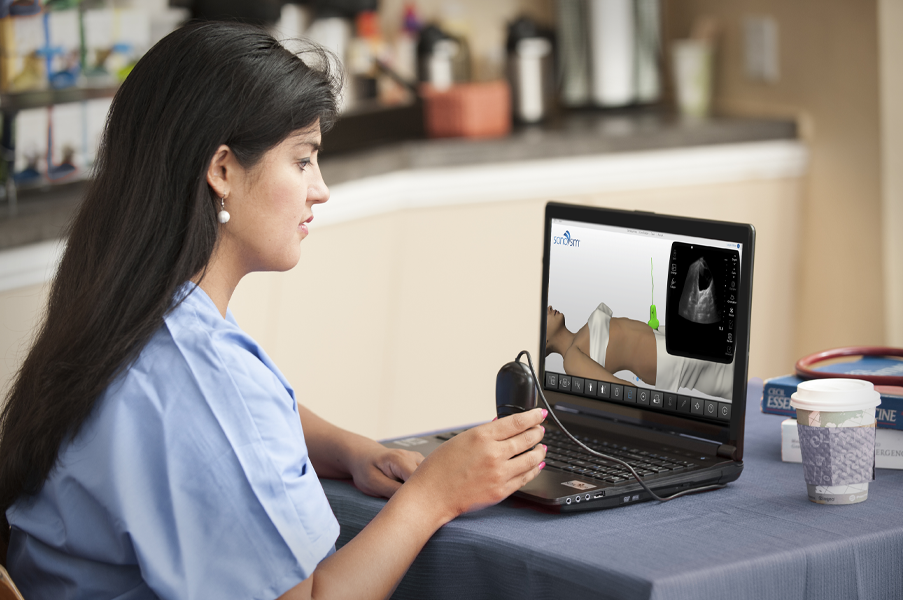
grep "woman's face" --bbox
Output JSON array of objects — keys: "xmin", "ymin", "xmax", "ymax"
[
  {"xmin": 546, "ymin": 305, "xmax": 565, "ymax": 351},
  {"xmin": 224, "ymin": 126, "xmax": 329, "ymax": 273}
]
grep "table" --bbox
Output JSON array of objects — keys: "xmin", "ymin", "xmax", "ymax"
[{"xmin": 321, "ymin": 381, "xmax": 903, "ymax": 600}]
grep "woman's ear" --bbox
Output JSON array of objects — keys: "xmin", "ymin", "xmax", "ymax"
[{"xmin": 206, "ymin": 144, "xmax": 236, "ymax": 198}]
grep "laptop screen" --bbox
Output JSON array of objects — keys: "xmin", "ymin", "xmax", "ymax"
[{"xmin": 541, "ymin": 208, "xmax": 751, "ymax": 430}]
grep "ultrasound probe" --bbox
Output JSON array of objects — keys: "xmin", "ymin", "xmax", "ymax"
[{"xmin": 497, "ymin": 351, "xmax": 731, "ymax": 503}]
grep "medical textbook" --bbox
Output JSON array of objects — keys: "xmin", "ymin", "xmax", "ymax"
[{"xmin": 761, "ymin": 357, "xmax": 903, "ymax": 431}]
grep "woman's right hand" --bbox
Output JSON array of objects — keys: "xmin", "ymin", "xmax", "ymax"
[
  {"xmin": 282, "ymin": 408, "xmax": 547, "ymax": 600},
  {"xmin": 404, "ymin": 408, "xmax": 548, "ymax": 523}
]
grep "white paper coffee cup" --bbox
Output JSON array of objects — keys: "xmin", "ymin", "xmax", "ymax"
[{"xmin": 790, "ymin": 379, "xmax": 881, "ymax": 505}]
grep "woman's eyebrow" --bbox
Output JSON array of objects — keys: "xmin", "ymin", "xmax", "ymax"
[{"xmin": 294, "ymin": 140, "xmax": 321, "ymax": 152}]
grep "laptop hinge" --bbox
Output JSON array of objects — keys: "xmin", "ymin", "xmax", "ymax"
[{"xmin": 717, "ymin": 444, "xmax": 738, "ymax": 460}]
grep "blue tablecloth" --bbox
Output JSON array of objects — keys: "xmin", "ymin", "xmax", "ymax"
[{"xmin": 322, "ymin": 381, "xmax": 903, "ymax": 600}]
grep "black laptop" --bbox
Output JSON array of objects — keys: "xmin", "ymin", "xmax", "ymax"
[{"xmin": 384, "ymin": 202, "xmax": 755, "ymax": 512}]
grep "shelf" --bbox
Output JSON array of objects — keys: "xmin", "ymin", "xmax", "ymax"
[
  {"xmin": 324, "ymin": 99, "xmax": 425, "ymax": 155},
  {"xmin": 0, "ymin": 84, "xmax": 119, "ymax": 112}
]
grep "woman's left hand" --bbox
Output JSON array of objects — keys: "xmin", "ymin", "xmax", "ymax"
[
  {"xmin": 297, "ymin": 403, "xmax": 424, "ymax": 498},
  {"xmin": 347, "ymin": 442, "xmax": 424, "ymax": 499}
]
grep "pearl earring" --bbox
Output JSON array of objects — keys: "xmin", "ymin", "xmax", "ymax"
[{"xmin": 217, "ymin": 195, "xmax": 230, "ymax": 224}]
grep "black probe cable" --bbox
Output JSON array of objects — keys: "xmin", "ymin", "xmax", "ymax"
[{"xmin": 518, "ymin": 351, "xmax": 730, "ymax": 503}]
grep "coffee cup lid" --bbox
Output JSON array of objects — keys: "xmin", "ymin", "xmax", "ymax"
[{"xmin": 790, "ymin": 378, "xmax": 882, "ymax": 412}]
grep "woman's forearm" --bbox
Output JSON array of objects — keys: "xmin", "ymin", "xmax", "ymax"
[
  {"xmin": 297, "ymin": 403, "xmax": 377, "ymax": 479},
  {"xmin": 287, "ymin": 406, "xmax": 443, "ymax": 599},
  {"xmin": 281, "ymin": 479, "xmax": 450, "ymax": 600},
  {"xmin": 281, "ymin": 409, "xmax": 548, "ymax": 600}
]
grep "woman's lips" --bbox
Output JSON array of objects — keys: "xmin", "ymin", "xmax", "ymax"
[{"xmin": 299, "ymin": 215, "xmax": 313, "ymax": 234}]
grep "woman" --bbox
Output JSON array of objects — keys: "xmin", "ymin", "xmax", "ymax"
[
  {"xmin": 546, "ymin": 303, "xmax": 733, "ymax": 400},
  {"xmin": 0, "ymin": 22, "xmax": 547, "ymax": 599}
]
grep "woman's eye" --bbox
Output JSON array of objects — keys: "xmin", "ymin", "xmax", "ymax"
[{"xmin": 298, "ymin": 158, "xmax": 311, "ymax": 171}]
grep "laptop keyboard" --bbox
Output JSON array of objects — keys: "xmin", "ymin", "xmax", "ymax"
[
  {"xmin": 434, "ymin": 429, "xmax": 702, "ymax": 485},
  {"xmin": 541, "ymin": 430, "xmax": 699, "ymax": 484}
]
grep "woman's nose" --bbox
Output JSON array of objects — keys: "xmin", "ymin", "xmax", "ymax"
[{"xmin": 308, "ymin": 170, "xmax": 330, "ymax": 205}]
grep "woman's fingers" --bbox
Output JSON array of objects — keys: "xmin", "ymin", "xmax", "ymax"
[
  {"xmin": 380, "ymin": 449, "xmax": 424, "ymax": 482},
  {"xmin": 502, "ymin": 445, "xmax": 547, "ymax": 496},
  {"xmin": 491, "ymin": 408, "xmax": 546, "ymax": 441},
  {"xmin": 352, "ymin": 448, "xmax": 425, "ymax": 499},
  {"xmin": 505, "ymin": 444, "xmax": 547, "ymax": 481},
  {"xmin": 505, "ymin": 424, "xmax": 545, "ymax": 458}
]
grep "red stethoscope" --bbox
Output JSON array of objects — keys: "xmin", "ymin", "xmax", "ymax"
[{"xmin": 795, "ymin": 346, "xmax": 903, "ymax": 390}]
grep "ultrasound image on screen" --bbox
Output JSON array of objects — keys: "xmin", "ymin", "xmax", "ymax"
[
  {"xmin": 678, "ymin": 257, "xmax": 719, "ymax": 324},
  {"xmin": 666, "ymin": 242, "xmax": 738, "ymax": 364}
]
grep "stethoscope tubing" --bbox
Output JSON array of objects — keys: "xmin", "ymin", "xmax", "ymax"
[{"xmin": 795, "ymin": 346, "xmax": 903, "ymax": 387}]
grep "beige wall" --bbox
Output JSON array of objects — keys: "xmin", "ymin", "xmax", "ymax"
[
  {"xmin": 0, "ymin": 283, "xmax": 48, "ymax": 401},
  {"xmin": 665, "ymin": 0, "xmax": 886, "ymax": 358}
]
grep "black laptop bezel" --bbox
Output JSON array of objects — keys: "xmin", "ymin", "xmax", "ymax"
[{"xmin": 538, "ymin": 202, "xmax": 755, "ymax": 460}]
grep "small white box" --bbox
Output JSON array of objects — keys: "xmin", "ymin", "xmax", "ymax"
[
  {"xmin": 14, "ymin": 107, "xmax": 47, "ymax": 174},
  {"xmin": 781, "ymin": 418, "xmax": 903, "ymax": 470}
]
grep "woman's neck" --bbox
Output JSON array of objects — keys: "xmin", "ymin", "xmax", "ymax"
[
  {"xmin": 193, "ymin": 246, "xmax": 243, "ymax": 318},
  {"xmin": 549, "ymin": 327, "xmax": 576, "ymax": 357}
]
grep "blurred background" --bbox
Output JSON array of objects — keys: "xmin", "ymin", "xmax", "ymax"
[{"xmin": 0, "ymin": 0, "xmax": 899, "ymax": 441}]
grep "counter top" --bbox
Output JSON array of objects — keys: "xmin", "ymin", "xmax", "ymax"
[
  {"xmin": 0, "ymin": 181, "xmax": 82, "ymax": 251},
  {"xmin": 319, "ymin": 111, "xmax": 796, "ymax": 186},
  {"xmin": 0, "ymin": 110, "xmax": 796, "ymax": 251}
]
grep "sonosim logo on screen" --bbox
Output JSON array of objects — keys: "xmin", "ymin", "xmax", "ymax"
[{"xmin": 553, "ymin": 230, "xmax": 581, "ymax": 248}]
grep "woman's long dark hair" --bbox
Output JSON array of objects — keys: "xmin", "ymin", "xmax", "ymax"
[{"xmin": 0, "ymin": 21, "xmax": 341, "ymax": 537}]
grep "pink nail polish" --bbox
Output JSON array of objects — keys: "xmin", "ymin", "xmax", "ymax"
[
  {"xmin": 492, "ymin": 417, "xmax": 497, "ymax": 421},
  {"xmin": 542, "ymin": 444, "xmax": 547, "ymax": 452},
  {"xmin": 539, "ymin": 461, "xmax": 546, "ymax": 470},
  {"xmin": 541, "ymin": 409, "xmax": 548, "ymax": 419}
]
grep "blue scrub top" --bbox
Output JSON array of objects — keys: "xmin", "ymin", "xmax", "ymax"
[{"xmin": 7, "ymin": 285, "xmax": 340, "ymax": 599}]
